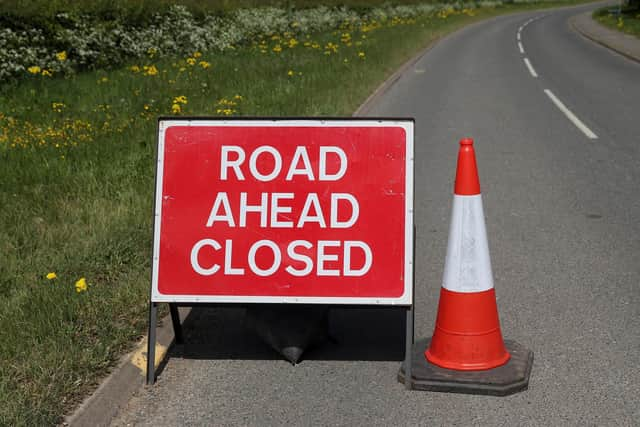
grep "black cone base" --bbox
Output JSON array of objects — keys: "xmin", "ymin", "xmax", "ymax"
[{"xmin": 398, "ymin": 338, "xmax": 533, "ymax": 396}]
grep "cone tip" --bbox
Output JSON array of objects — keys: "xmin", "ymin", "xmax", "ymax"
[{"xmin": 454, "ymin": 137, "xmax": 481, "ymax": 195}]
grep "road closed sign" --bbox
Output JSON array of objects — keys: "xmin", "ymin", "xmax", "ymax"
[{"xmin": 152, "ymin": 118, "xmax": 414, "ymax": 304}]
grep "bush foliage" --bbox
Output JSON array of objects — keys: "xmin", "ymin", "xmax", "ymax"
[{"xmin": 1, "ymin": 0, "xmax": 541, "ymax": 84}]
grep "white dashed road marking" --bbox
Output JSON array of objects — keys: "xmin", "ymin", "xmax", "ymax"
[
  {"xmin": 523, "ymin": 58, "xmax": 538, "ymax": 77},
  {"xmin": 544, "ymin": 89, "xmax": 598, "ymax": 139},
  {"xmin": 518, "ymin": 15, "xmax": 597, "ymax": 139}
]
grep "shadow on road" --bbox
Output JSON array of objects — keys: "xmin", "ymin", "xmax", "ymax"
[{"xmin": 168, "ymin": 306, "xmax": 406, "ymax": 363}]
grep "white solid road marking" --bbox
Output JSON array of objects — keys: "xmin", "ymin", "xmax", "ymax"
[
  {"xmin": 517, "ymin": 32, "xmax": 521, "ymax": 41},
  {"xmin": 544, "ymin": 89, "xmax": 598, "ymax": 139},
  {"xmin": 523, "ymin": 58, "xmax": 538, "ymax": 77},
  {"xmin": 518, "ymin": 42, "xmax": 524, "ymax": 54}
]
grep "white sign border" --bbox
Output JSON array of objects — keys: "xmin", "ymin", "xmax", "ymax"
[{"xmin": 151, "ymin": 118, "xmax": 414, "ymax": 306}]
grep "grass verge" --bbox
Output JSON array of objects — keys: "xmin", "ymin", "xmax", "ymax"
[
  {"xmin": 593, "ymin": 4, "xmax": 640, "ymax": 38},
  {"xmin": 0, "ymin": 1, "xmax": 588, "ymax": 425}
]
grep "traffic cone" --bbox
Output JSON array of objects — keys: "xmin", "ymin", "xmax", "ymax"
[
  {"xmin": 398, "ymin": 137, "xmax": 533, "ymax": 395},
  {"xmin": 425, "ymin": 138, "xmax": 510, "ymax": 371}
]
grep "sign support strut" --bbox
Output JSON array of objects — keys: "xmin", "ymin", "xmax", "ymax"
[
  {"xmin": 147, "ymin": 302, "xmax": 157, "ymax": 385},
  {"xmin": 169, "ymin": 303, "xmax": 184, "ymax": 345},
  {"xmin": 404, "ymin": 225, "xmax": 416, "ymax": 389}
]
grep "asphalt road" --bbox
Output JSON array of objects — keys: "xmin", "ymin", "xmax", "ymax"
[{"xmin": 113, "ymin": 3, "xmax": 640, "ymax": 425}]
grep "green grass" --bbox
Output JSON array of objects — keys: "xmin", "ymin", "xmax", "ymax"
[
  {"xmin": 0, "ymin": 1, "xmax": 589, "ymax": 425},
  {"xmin": 594, "ymin": 5, "xmax": 640, "ymax": 38}
]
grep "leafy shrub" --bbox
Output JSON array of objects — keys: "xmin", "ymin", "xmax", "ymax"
[{"xmin": 0, "ymin": 0, "xmax": 545, "ymax": 84}]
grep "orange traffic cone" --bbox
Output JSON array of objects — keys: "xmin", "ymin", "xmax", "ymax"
[
  {"xmin": 425, "ymin": 138, "xmax": 509, "ymax": 370},
  {"xmin": 398, "ymin": 137, "xmax": 532, "ymax": 395}
]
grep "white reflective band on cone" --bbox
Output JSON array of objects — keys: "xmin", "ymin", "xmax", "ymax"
[{"xmin": 442, "ymin": 194, "xmax": 494, "ymax": 293}]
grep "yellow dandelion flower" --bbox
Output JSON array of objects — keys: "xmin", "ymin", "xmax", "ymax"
[
  {"xmin": 186, "ymin": 57, "xmax": 196, "ymax": 66},
  {"xmin": 144, "ymin": 65, "xmax": 158, "ymax": 76},
  {"xmin": 130, "ymin": 65, "xmax": 140, "ymax": 73},
  {"xmin": 56, "ymin": 51, "xmax": 67, "ymax": 61},
  {"xmin": 199, "ymin": 61, "xmax": 211, "ymax": 69},
  {"xmin": 193, "ymin": 51, "xmax": 202, "ymax": 58},
  {"xmin": 358, "ymin": 51, "xmax": 366, "ymax": 59},
  {"xmin": 172, "ymin": 103, "xmax": 181, "ymax": 114},
  {"xmin": 272, "ymin": 44, "xmax": 282, "ymax": 53},
  {"xmin": 287, "ymin": 70, "xmax": 294, "ymax": 76},
  {"xmin": 46, "ymin": 272, "xmax": 57, "ymax": 280},
  {"xmin": 28, "ymin": 66, "xmax": 41, "ymax": 74},
  {"xmin": 173, "ymin": 95, "xmax": 188, "ymax": 104},
  {"xmin": 234, "ymin": 95, "xmax": 243, "ymax": 100},
  {"xmin": 42, "ymin": 69, "xmax": 53, "ymax": 77},
  {"xmin": 75, "ymin": 277, "xmax": 88, "ymax": 293},
  {"xmin": 324, "ymin": 42, "xmax": 338, "ymax": 54}
]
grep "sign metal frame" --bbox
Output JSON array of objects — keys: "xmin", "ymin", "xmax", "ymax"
[{"xmin": 147, "ymin": 117, "xmax": 415, "ymax": 386}]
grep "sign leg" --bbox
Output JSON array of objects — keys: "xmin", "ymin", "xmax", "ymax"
[
  {"xmin": 405, "ymin": 305, "xmax": 414, "ymax": 390},
  {"xmin": 147, "ymin": 302, "xmax": 158, "ymax": 385},
  {"xmin": 169, "ymin": 303, "xmax": 184, "ymax": 344},
  {"xmin": 404, "ymin": 224, "xmax": 416, "ymax": 389}
]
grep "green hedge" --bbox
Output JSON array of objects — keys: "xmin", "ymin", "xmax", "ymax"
[{"xmin": 1, "ymin": 0, "xmax": 448, "ymax": 22}]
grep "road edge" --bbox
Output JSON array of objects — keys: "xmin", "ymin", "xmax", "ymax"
[
  {"xmin": 354, "ymin": 15, "xmax": 504, "ymax": 116},
  {"xmin": 570, "ymin": 10, "xmax": 640, "ymax": 63},
  {"xmin": 353, "ymin": 35, "xmax": 441, "ymax": 116},
  {"xmin": 63, "ymin": 308, "xmax": 190, "ymax": 427}
]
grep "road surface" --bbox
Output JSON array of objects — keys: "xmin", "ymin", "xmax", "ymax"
[{"xmin": 113, "ymin": 3, "xmax": 640, "ymax": 425}]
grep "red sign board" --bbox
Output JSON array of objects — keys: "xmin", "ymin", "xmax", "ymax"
[{"xmin": 152, "ymin": 119, "xmax": 413, "ymax": 305}]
